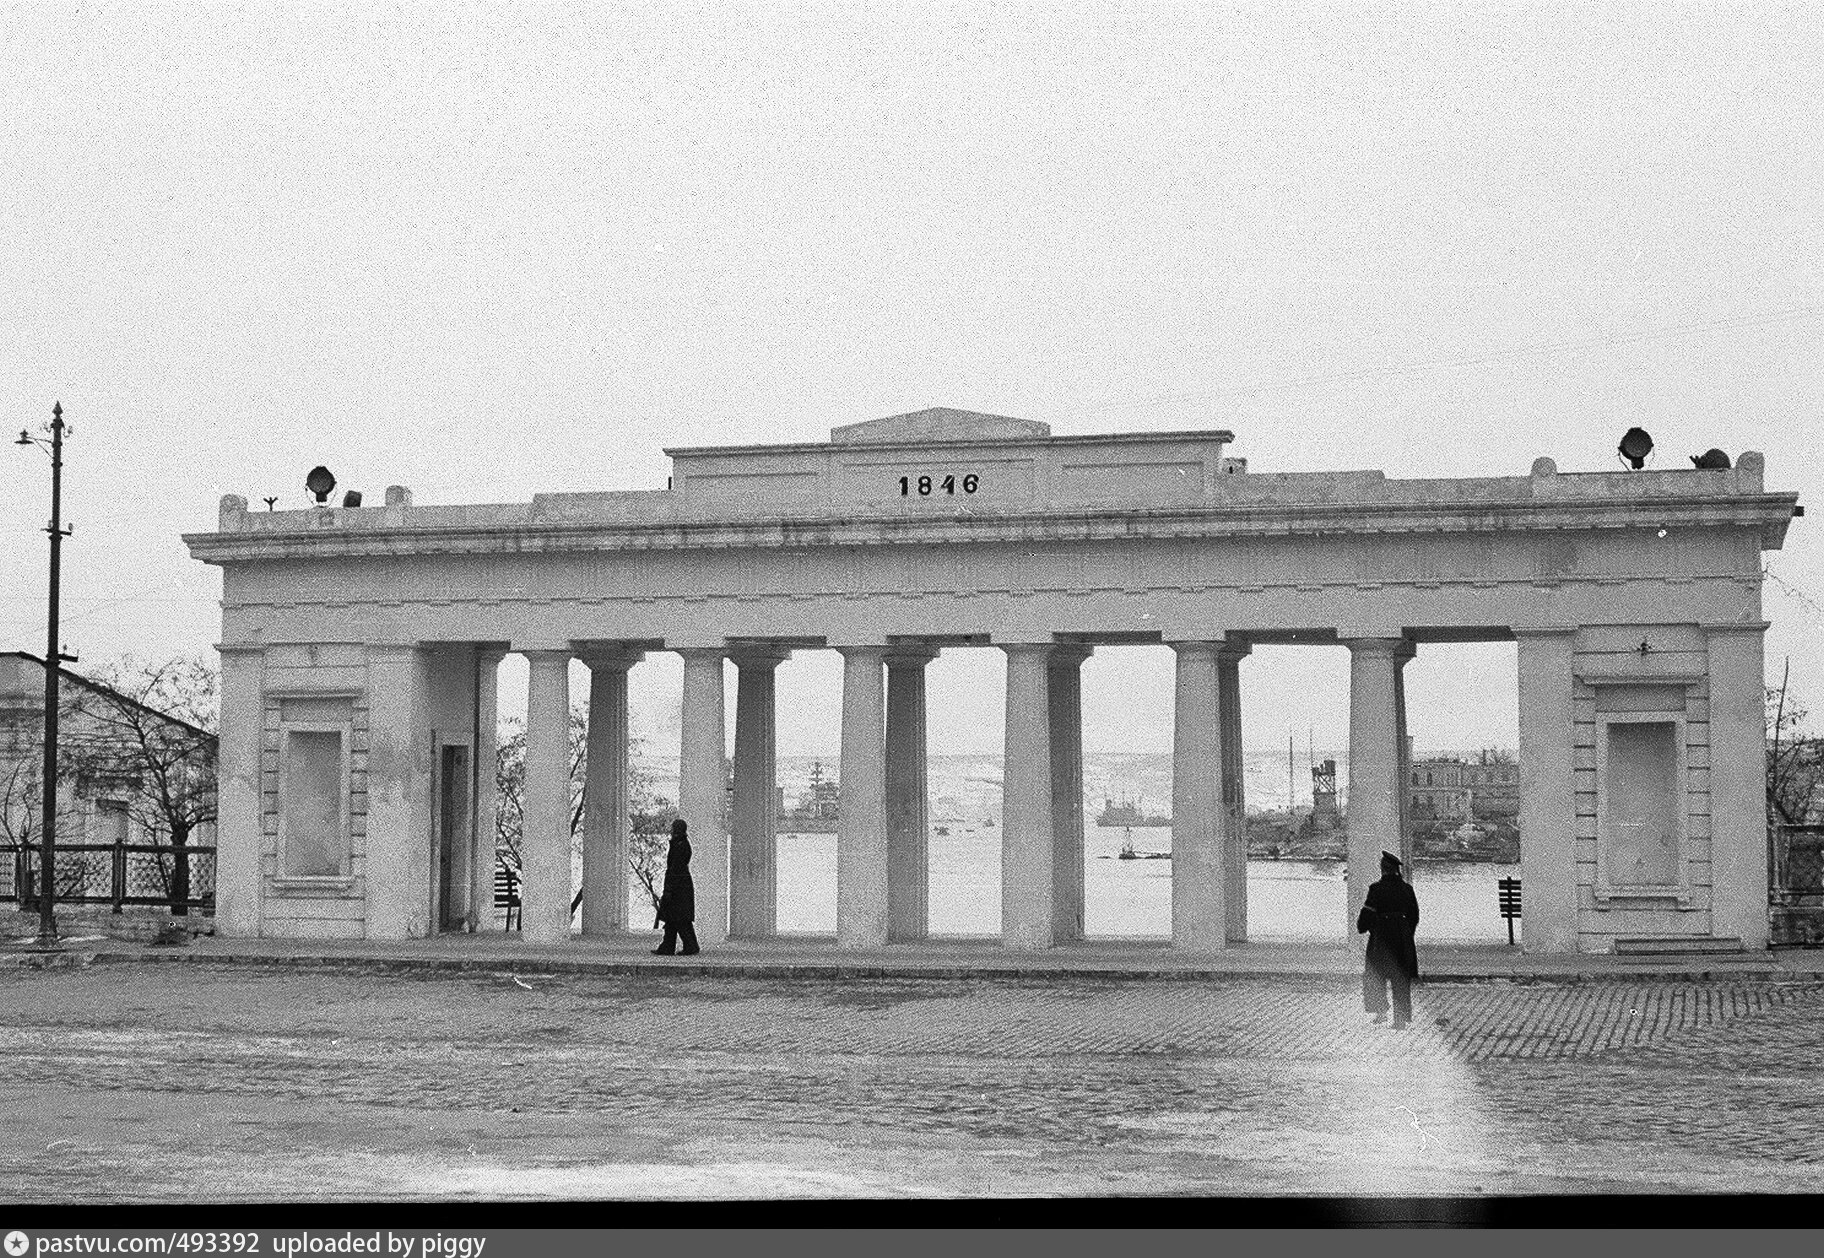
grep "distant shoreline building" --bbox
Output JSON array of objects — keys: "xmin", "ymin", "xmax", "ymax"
[{"xmin": 1409, "ymin": 746, "xmax": 1520, "ymax": 825}]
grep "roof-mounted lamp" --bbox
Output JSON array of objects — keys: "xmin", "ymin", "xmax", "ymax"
[
  {"xmin": 305, "ymin": 465, "xmax": 337, "ymax": 506},
  {"xmin": 1617, "ymin": 427, "xmax": 1654, "ymax": 470}
]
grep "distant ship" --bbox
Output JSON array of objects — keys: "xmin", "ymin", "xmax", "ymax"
[
  {"xmin": 776, "ymin": 761, "xmax": 841, "ymax": 834},
  {"xmin": 1098, "ymin": 795, "xmax": 1171, "ymax": 827},
  {"xmin": 1117, "ymin": 828, "xmax": 1171, "ymax": 860}
]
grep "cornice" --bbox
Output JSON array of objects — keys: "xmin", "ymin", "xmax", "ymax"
[{"xmin": 183, "ymin": 492, "xmax": 1799, "ymax": 565}]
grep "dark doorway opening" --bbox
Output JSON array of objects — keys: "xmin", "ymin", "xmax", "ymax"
[{"xmin": 439, "ymin": 743, "xmax": 472, "ymax": 932}]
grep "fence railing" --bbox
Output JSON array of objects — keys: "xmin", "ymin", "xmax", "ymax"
[
  {"xmin": 1771, "ymin": 823, "xmax": 1824, "ymax": 906},
  {"xmin": 5, "ymin": 844, "xmax": 216, "ymax": 915}
]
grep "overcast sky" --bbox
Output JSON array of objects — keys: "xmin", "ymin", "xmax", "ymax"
[{"xmin": 3, "ymin": 1, "xmax": 1819, "ymax": 760}]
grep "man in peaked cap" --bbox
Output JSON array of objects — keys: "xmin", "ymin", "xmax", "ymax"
[{"xmin": 1356, "ymin": 850, "xmax": 1421, "ymax": 1028}]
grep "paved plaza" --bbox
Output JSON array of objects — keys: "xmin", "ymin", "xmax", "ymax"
[{"xmin": 2, "ymin": 958, "xmax": 1821, "ymax": 1202}]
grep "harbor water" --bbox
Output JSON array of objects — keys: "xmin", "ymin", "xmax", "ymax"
[{"xmin": 754, "ymin": 824, "xmax": 1520, "ymax": 943}]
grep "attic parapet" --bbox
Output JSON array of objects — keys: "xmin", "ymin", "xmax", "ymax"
[{"xmin": 196, "ymin": 448, "xmax": 1789, "ymax": 541}]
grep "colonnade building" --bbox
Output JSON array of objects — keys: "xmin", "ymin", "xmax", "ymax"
[{"xmin": 183, "ymin": 408, "xmax": 1799, "ymax": 953}]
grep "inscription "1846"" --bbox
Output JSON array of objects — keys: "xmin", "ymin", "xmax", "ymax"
[{"xmin": 899, "ymin": 473, "xmax": 980, "ymax": 497}]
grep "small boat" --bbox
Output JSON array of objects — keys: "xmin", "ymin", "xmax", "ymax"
[
  {"xmin": 1118, "ymin": 829, "xmax": 1137, "ymax": 860},
  {"xmin": 934, "ymin": 826, "xmax": 950, "ymax": 836}
]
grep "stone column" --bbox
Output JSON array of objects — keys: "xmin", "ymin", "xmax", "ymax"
[
  {"xmin": 1344, "ymin": 637, "xmax": 1411, "ymax": 947},
  {"xmin": 213, "ymin": 644, "xmax": 265, "ymax": 938},
  {"xmin": 885, "ymin": 647, "xmax": 938, "ymax": 942},
  {"xmin": 1001, "ymin": 643, "xmax": 1055, "ymax": 950},
  {"xmin": 469, "ymin": 649, "xmax": 507, "ymax": 932},
  {"xmin": 521, "ymin": 649, "xmax": 573, "ymax": 945},
  {"xmin": 580, "ymin": 648, "xmax": 642, "ymax": 937},
  {"xmin": 366, "ymin": 643, "xmax": 434, "ymax": 940},
  {"xmin": 1515, "ymin": 630, "xmax": 1577, "ymax": 953},
  {"xmin": 1048, "ymin": 645, "xmax": 1092, "ymax": 943},
  {"xmin": 730, "ymin": 647, "xmax": 788, "ymax": 939},
  {"xmin": 677, "ymin": 647, "xmax": 730, "ymax": 945},
  {"xmin": 1170, "ymin": 641, "xmax": 1227, "ymax": 951},
  {"xmin": 1217, "ymin": 639, "xmax": 1251, "ymax": 944},
  {"xmin": 1394, "ymin": 640, "xmax": 1416, "ymax": 871},
  {"xmin": 837, "ymin": 646, "xmax": 889, "ymax": 948},
  {"xmin": 1707, "ymin": 623, "xmax": 1770, "ymax": 950}
]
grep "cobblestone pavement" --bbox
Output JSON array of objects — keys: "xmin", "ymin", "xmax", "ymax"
[{"xmin": 0, "ymin": 963, "xmax": 1820, "ymax": 1200}]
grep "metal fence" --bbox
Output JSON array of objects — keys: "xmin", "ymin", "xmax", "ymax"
[
  {"xmin": 6, "ymin": 844, "xmax": 216, "ymax": 914},
  {"xmin": 1772, "ymin": 823, "xmax": 1824, "ymax": 905}
]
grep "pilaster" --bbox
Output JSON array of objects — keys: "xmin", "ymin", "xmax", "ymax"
[
  {"xmin": 1515, "ymin": 630, "xmax": 1577, "ymax": 952},
  {"xmin": 1707, "ymin": 622, "xmax": 1771, "ymax": 949},
  {"xmin": 365, "ymin": 643, "xmax": 434, "ymax": 940},
  {"xmin": 213, "ymin": 644, "xmax": 266, "ymax": 938}
]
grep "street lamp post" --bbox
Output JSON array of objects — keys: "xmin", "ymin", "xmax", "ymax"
[{"xmin": 16, "ymin": 402, "xmax": 74, "ymax": 943}]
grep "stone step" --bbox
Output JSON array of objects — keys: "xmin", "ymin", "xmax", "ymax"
[{"xmin": 1612, "ymin": 935, "xmax": 1746, "ymax": 956}]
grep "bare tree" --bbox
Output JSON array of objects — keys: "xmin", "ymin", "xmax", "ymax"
[
  {"xmin": 492, "ymin": 708, "xmax": 673, "ymax": 922},
  {"xmin": 627, "ymin": 753, "xmax": 676, "ymax": 922},
  {"xmin": 1767, "ymin": 668, "xmax": 1824, "ymax": 825},
  {"xmin": 0, "ymin": 740, "xmax": 82, "ymax": 906},
  {"xmin": 61, "ymin": 656, "xmax": 218, "ymax": 915},
  {"xmin": 491, "ymin": 715, "xmax": 527, "ymax": 871}
]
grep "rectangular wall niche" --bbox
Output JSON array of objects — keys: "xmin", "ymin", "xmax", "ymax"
[
  {"xmin": 280, "ymin": 728, "xmax": 349, "ymax": 878},
  {"xmin": 1595, "ymin": 705, "xmax": 1691, "ymax": 904}
]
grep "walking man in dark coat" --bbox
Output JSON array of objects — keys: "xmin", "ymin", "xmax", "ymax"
[
  {"xmin": 652, "ymin": 818, "xmax": 700, "ymax": 956},
  {"xmin": 1357, "ymin": 850, "xmax": 1420, "ymax": 1028}
]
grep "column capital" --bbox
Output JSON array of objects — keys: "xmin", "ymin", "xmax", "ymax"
[
  {"xmin": 883, "ymin": 646, "xmax": 941, "ymax": 668},
  {"xmin": 1340, "ymin": 636, "xmax": 1411, "ymax": 658},
  {"xmin": 1168, "ymin": 640, "xmax": 1222, "ymax": 659},
  {"xmin": 665, "ymin": 634, "xmax": 728, "ymax": 652},
  {"xmin": 520, "ymin": 648, "xmax": 572, "ymax": 666},
  {"xmin": 997, "ymin": 641, "xmax": 1056, "ymax": 658},
  {"xmin": 836, "ymin": 643, "xmax": 890, "ymax": 661},
  {"xmin": 578, "ymin": 647, "xmax": 645, "ymax": 673},
  {"xmin": 728, "ymin": 643, "xmax": 793, "ymax": 669},
  {"xmin": 673, "ymin": 646, "xmax": 726, "ymax": 664},
  {"xmin": 1215, "ymin": 637, "xmax": 1252, "ymax": 662},
  {"xmin": 831, "ymin": 635, "xmax": 890, "ymax": 650}
]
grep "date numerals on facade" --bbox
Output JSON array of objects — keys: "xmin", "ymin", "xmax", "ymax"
[{"xmin": 899, "ymin": 472, "xmax": 980, "ymax": 497}]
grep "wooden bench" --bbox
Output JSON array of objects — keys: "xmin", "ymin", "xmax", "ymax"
[
  {"xmin": 1497, "ymin": 876, "xmax": 1521, "ymax": 946},
  {"xmin": 494, "ymin": 859, "xmax": 521, "ymax": 932}
]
